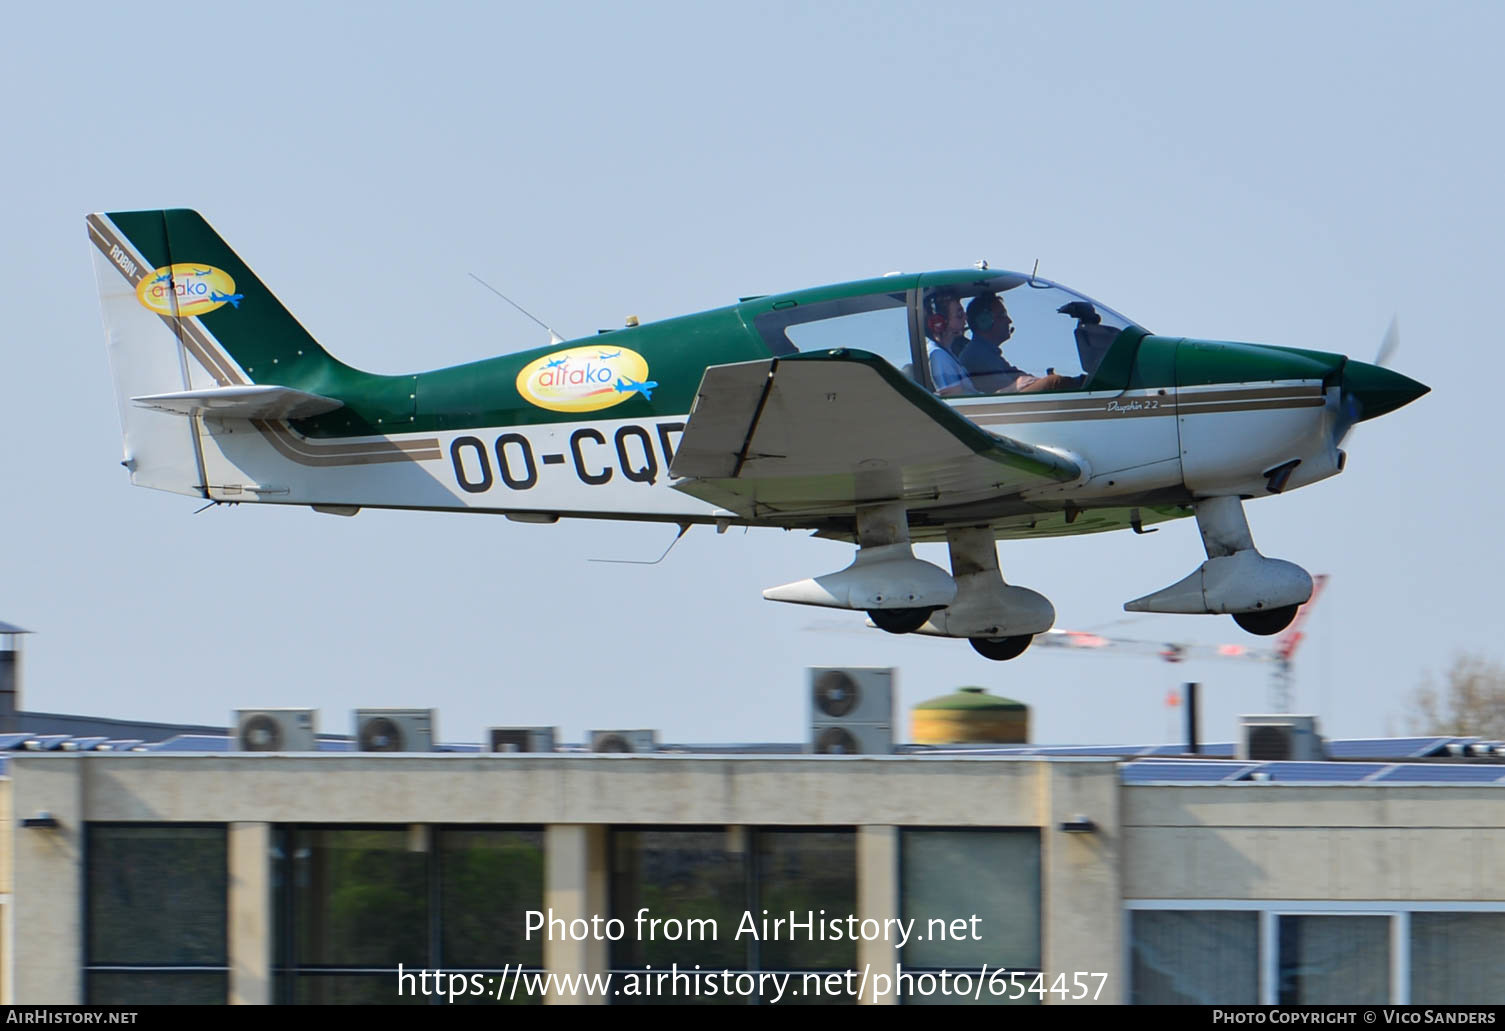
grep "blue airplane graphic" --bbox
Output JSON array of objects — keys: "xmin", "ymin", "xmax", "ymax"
[
  {"xmin": 598, "ymin": 350, "xmax": 621, "ymax": 359},
  {"xmin": 211, "ymin": 291, "xmax": 244, "ymax": 308},
  {"xmin": 545, "ymin": 357, "xmax": 568, "ymax": 368},
  {"xmin": 614, "ymin": 376, "xmax": 657, "ymax": 400},
  {"xmin": 150, "ymin": 270, "xmax": 173, "ymax": 284}
]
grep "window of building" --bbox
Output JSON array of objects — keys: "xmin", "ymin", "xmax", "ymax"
[
  {"xmin": 1129, "ymin": 903, "xmax": 1505, "ymax": 1005},
  {"xmin": 1278, "ymin": 914, "xmax": 1389, "ymax": 1005},
  {"xmin": 274, "ymin": 826, "xmax": 544, "ymax": 1005},
  {"xmin": 1410, "ymin": 913, "xmax": 1505, "ymax": 1004},
  {"xmin": 86, "ymin": 824, "xmax": 228, "ymax": 1004},
  {"xmin": 609, "ymin": 827, "xmax": 858, "ymax": 1004},
  {"xmin": 1130, "ymin": 911, "xmax": 1259, "ymax": 1004},
  {"xmin": 900, "ymin": 828, "xmax": 1041, "ymax": 1004}
]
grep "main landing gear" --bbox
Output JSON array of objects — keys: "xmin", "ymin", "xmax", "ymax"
[
  {"xmin": 868, "ymin": 607, "xmax": 934, "ymax": 635},
  {"xmin": 761, "ymin": 505, "xmax": 1054, "ymax": 660},
  {"xmin": 969, "ymin": 635, "xmax": 1034, "ymax": 661}
]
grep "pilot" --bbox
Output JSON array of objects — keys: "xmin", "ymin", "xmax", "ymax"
[
  {"xmin": 961, "ymin": 293, "xmax": 1069, "ymax": 394},
  {"xmin": 924, "ymin": 289, "xmax": 977, "ymax": 397}
]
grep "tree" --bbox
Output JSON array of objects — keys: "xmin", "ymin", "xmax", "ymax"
[{"xmin": 1407, "ymin": 653, "xmax": 1505, "ymax": 740}]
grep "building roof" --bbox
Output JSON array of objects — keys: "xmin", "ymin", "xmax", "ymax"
[{"xmin": 1, "ymin": 719, "xmax": 1502, "ymax": 785}]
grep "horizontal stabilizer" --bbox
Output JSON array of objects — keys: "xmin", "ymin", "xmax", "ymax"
[{"xmin": 131, "ymin": 385, "xmax": 343, "ymax": 421}]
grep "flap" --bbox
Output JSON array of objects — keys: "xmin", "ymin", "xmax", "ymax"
[
  {"xmin": 669, "ymin": 350, "xmax": 1080, "ymax": 518},
  {"xmin": 132, "ymin": 385, "xmax": 344, "ymax": 420}
]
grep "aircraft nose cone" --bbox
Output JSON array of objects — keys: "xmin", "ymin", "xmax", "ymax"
[{"xmin": 1342, "ymin": 360, "xmax": 1429, "ymax": 422}]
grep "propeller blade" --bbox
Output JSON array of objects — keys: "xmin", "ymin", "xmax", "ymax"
[
  {"xmin": 1374, "ymin": 315, "xmax": 1400, "ymax": 368},
  {"xmin": 1334, "ymin": 318, "xmax": 1422, "ymax": 446}
]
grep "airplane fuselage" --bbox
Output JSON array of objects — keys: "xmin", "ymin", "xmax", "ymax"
[{"xmin": 89, "ymin": 209, "xmax": 1427, "ymax": 647}]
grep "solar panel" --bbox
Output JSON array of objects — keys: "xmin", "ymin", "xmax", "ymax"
[
  {"xmin": 1034, "ymin": 744, "xmax": 1157, "ymax": 757},
  {"xmin": 0, "ymin": 733, "xmax": 31, "ymax": 750},
  {"xmin": 58, "ymin": 737, "xmax": 109, "ymax": 751},
  {"xmin": 316, "ymin": 739, "xmax": 356, "ymax": 752},
  {"xmin": 1122, "ymin": 760, "xmax": 1257, "ymax": 783},
  {"xmin": 1252, "ymin": 762, "xmax": 1394, "ymax": 782},
  {"xmin": 914, "ymin": 747, "xmax": 1041, "ymax": 756},
  {"xmin": 1326, "ymin": 737, "xmax": 1456, "ymax": 760},
  {"xmin": 1145, "ymin": 742, "xmax": 1235, "ymax": 758},
  {"xmin": 95, "ymin": 739, "xmax": 144, "ymax": 751},
  {"xmin": 1372, "ymin": 764, "xmax": 1505, "ymax": 784},
  {"xmin": 22, "ymin": 735, "xmax": 73, "ymax": 751},
  {"xmin": 146, "ymin": 735, "xmax": 231, "ymax": 752}
]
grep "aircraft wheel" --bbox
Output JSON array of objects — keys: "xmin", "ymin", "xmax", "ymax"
[
  {"xmin": 867, "ymin": 607, "xmax": 933, "ymax": 634},
  {"xmin": 969, "ymin": 635, "xmax": 1033, "ymax": 661},
  {"xmin": 1232, "ymin": 604, "xmax": 1299, "ymax": 636}
]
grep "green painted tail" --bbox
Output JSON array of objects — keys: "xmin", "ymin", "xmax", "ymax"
[{"xmin": 100, "ymin": 209, "xmax": 352, "ymax": 391}]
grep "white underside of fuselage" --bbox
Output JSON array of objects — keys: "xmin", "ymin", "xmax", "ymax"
[{"xmin": 187, "ymin": 379, "xmax": 1343, "ymax": 532}]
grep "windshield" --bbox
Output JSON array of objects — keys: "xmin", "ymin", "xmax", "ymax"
[
  {"xmin": 752, "ymin": 273, "xmax": 1145, "ymax": 398},
  {"xmin": 921, "ymin": 274, "xmax": 1143, "ymax": 397}
]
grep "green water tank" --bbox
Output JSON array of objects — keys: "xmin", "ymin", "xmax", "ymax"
[{"xmin": 911, "ymin": 686, "xmax": 1028, "ymax": 744}]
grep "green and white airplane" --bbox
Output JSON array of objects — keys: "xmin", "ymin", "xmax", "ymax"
[{"xmin": 89, "ymin": 209, "xmax": 1427, "ymax": 659}]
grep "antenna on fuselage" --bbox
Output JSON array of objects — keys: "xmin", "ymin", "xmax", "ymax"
[
  {"xmin": 468, "ymin": 273, "xmax": 565, "ymax": 345},
  {"xmin": 589, "ymin": 522, "xmax": 693, "ymax": 566},
  {"xmin": 1029, "ymin": 258, "xmax": 1040, "ymax": 285}
]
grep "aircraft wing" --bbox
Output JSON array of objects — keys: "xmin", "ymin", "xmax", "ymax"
[{"xmin": 669, "ymin": 350, "xmax": 1081, "ymax": 519}]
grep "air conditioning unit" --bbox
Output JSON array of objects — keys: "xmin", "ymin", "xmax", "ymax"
[
  {"xmin": 809, "ymin": 667, "xmax": 894, "ymax": 755},
  {"xmin": 1237, "ymin": 714, "xmax": 1323, "ymax": 761},
  {"xmin": 590, "ymin": 729, "xmax": 658, "ymax": 753},
  {"xmin": 235, "ymin": 708, "xmax": 317, "ymax": 752},
  {"xmin": 355, "ymin": 708, "xmax": 436, "ymax": 752},
  {"xmin": 489, "ymin": 727, "xmax": 557, "ymax": 753}
]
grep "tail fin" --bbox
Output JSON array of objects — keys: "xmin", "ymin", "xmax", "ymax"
[{"xmin": 88, "ymin": 209, "xmax": 348, "ymax": 496}]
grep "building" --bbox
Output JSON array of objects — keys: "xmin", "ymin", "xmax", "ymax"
[{"xmin": 6, "ymin": 724, "xmax": 1505, "ymax": 1005}]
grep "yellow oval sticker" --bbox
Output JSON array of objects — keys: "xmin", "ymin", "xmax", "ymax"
[
  {"xmin": 136, "ymin": 264, "xmax": 241, "ymax": 317},
  {"xmin": 516, "ymin": 345, "xmax": 655, "ymax": 413}
]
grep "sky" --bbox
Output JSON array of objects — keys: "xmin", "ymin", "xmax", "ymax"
[{"xmin": 1, "ymin": 1, "xmax": 1498, "ymax": 747}]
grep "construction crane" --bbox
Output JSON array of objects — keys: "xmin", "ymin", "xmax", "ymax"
[{"xmin": 1035, "ymin": 575, "xmax": 1329, "ymax": 712}]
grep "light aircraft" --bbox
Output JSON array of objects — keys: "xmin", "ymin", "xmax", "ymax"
[{"xmin": 88, "ymin": 209, "xmax": 1427, "ymax": 660}]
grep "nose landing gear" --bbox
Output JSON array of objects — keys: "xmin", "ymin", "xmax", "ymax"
[{"xmin": 1126, "ymin": 496, "xmax": 1311, "ymax": 635}]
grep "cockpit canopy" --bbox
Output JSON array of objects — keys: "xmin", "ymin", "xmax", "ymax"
[{"xmin": 755, "ymin": 273, "xmax": 1144, "ymax": 398}]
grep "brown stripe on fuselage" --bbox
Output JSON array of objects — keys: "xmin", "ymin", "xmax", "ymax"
[
  {"xmin": 1177, "ymin": 397, "xmax": 1327, "ymax": 416},
  {"xmin": 249, "ymin": 419, "xmax": 442, "ymax": 465},
  {"xmin": 89, "ymin": 215, "xmax": 242, "ymax": 386},
  {"xmin": 961, "ymin": 384, "xmax": 1325, "ymax": 426}
]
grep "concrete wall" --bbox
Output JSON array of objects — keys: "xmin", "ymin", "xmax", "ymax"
[
  {"xmin": 17, "ymin": 753, "xmax": 1060, "ymax": 826},
  {"xmin": 11, "ymin": 762, "xmax": 82, "ymax": 1003},
  {"xmin": 1122, "ymin": 785, "xmax": 1505, "ymax": 901},
  {"xmin": 0, "ymin": 753, "xmax": 1114, "ymax": 1004},
  {"xmin": 1043, "ymin": 761, "xmax": 1122, "ymax": 1000},
  {"xmin": 1, "ymin": 779, "xmax": 11, "ymax": 1005},
  {"xmin": 14, "ymin": 756, "xmax": 1505, "ymax": 1005}
]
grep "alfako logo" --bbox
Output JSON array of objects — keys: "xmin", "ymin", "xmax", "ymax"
[
  {"xmin": 136, "ymin": 264, "xmax": 242, "ymax": 317},
  {"xmin": 516, "ymin": 345, "xmax": 657, "ymax": 414}
]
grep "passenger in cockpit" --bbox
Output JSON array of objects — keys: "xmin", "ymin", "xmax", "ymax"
[
  {"xmin": 924, "ymin": 289, "xmax": 977, "ymax": 397},
  {"xmin": 962, "ymin": 293, "xmax": 1069, "ymax": 394}
]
